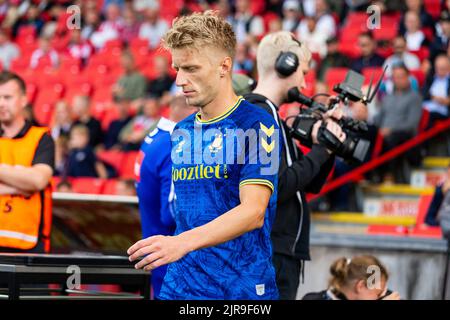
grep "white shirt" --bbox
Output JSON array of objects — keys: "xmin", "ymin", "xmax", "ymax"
[
  {"xmin": 139, "ymin": 19, "xmax": 169, "ymax": 49},
  {"xmin": 405, "ymin": 31, "xmax": 425, "ymax": 51},
  {"xmin": 423, "ymin": 76, "xmax": 449, "ymax": 116}
]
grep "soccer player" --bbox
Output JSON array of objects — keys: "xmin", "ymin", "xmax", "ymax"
[{"xmin": 128, "ymin": 11, "xmax": 282, "ymax": 299}]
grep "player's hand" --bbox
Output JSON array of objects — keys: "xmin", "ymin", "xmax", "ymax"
[
  {"xmin": 127, "ymin": 235, "xmax": 190, "ymax": 271},
  {"xmin": 381, "ymin": 291, "xmax": 401, "ymax": 300}
]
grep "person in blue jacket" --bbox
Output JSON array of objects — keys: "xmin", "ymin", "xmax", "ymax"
[{"xmin": 135, "ymin": 94, "xmax": 196, "ymax": 298}]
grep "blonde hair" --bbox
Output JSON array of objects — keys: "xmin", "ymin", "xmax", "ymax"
[
  {"xmin": 329, "ymin": 255, "xmax": 389, "ymax": 291},
  {"xmin": 256, "ymin": 31, "xmax": 312, "ymax": 78},
  {"xmin": 163, "ymin": 11, "xmax": 236, "ymax": 59}
]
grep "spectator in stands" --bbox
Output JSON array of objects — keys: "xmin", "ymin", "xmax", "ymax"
[
  {"xmin": 231, "ymin": 0, "xmax": 265, "ymax": 44},
  {"xmin": 67, "ymin": 124, "xmax": 108, "ymax": 178},
  {"xmin": 383, "ymin": 35, "xmax": 421, "ymax": 77},
  {"xmin": 399, "ymin": 0, "xmax": 435, "ymax": 37},
  {"xmin": 298, "ymin": 0, "xmax": 336, "ymax": 40},
  {"xmin": 115, "ymin": 179, "xmax": 136, "ymax": 196},
  {"xmin": 317, "ymin": 36, "xmax": 351, "ymax": 83},
  {"xmin": 232, "ymin": 42, "xmax": 254, "ymax": 76},
  {"xmin": 71, "ymin": 95, "xmax": 103, "ymax": 148},
  {"xmin": 430, "ymin": 11, "xmax": 450, "ymax": 63},
  {"xmin": 120, "ymin": 6, "xmax": 141, "ymax": 44},
  {"xmin": 147, "ymin": 55, "xmax": 174, "ymax": 99},
  {"xmin": 403, "ymin": 11, "xmax": 428, "ymax": 51},
  {"xmin": 133, "ymin": 0, "xmax": 159, "ymax": 13},
  {"xmin": 56, "ymin": 179, "xmax": 73, "ymax": 193},
  {"xmin": 112, "ymin": 51, "xmax": 147, "ymax": 102},
  {"xmin": 216, "ymin": 0, "xmax": 233, "ymax": 23},
  {"xmin": 81, "ymin": 9, "xmax": 101, "ymax": 41},
  {"xmin": 302, "ymin": 255, "xmax": 400, "ymax": 300},
  {"xmin": 90, "ymin": 3, "xmax": 124, "ymax": 49},
  {"xmin": 12, "ymin": 4, "xmax": 44, "ymax": 38},
  {"xmin": 30, "ymin": 36, "xmax": 59, "ymax": 69},
  {"xmin": 424, "ymin": 164, "xmax": 450, "ymax": 226},
  {"xmin": 351, "ymin": 32, "xmax": 385, "ymax": 73},
  {"xmin": 119, "ymin": 96, "xmax": 160, "ymax": 150},
  {"xmin": 423, "ymin": 55, "xmax": 450, "ymax": 127},
  {"xmin": 135, "ymin": 93, "xmax": 196, "ymax": 298},
  {"xmin": 67, "ymin": 29, "xmax": 94, "ymax": 66},
  {"xmin": 138, "ymin": 4, "xmax": 169, "ymax": 49},
  {"xmin": 22, "ymin": 103, "xmax": 38, "ymax": 127},
  {"xmin": 375, "ymin": 63, "xmax": 423, "ymax": 183},
  {"xmin": 54, "ymin": 135, "xmax": 69, "ymax": 177},
  {"xmin": 50, "ymin": 100, "xmax": 73, "ymax": 141},
  {"xmin": 298, "ymin": 15, "xmax": 328, "ymax": 58},
  {"xmin": 282, "ymin": 0, "xmax": 302, "ymax": 33},
  {"xmin": 0, "ymin": 28, "xmax": 19, "ymax": 70},
  {"xmin": 104, "ymin": 100, "xmax": 132, "ymax": 150}
]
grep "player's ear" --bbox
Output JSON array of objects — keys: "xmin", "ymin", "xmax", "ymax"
[{"xmin": 219, "ymin": 56, "xmax": 233, "ymax": 77}]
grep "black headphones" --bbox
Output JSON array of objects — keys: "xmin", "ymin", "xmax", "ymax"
[{"xmin": 274, "ymin": 36, "xmax": 302, "ymax": 78}]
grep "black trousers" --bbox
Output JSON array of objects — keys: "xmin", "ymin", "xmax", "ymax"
[{"xmin": 272, "ymin": 253, "xmax": 303, "ymax": 300}]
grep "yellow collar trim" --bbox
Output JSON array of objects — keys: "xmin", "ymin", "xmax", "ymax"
[{"xmin": 195, "ymin": 96, "xmax": 244, "ymax": 124}]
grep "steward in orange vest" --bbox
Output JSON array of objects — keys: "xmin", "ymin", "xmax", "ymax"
[{"xmin": 0, "ymin": 72, "xmax": 54, "ymax": 253}]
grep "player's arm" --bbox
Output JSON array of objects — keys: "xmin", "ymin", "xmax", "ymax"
[
  {"xmin": 0, "ymin": 164, "xmax": 53, "ymax": 193},
  {"xmin": 128, "ymin": 183, "xmax": 271, "ymax": 271}
]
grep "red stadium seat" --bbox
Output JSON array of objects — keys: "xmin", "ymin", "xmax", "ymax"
[
  {"xmin": 324, "ymin": 67, "xmax": 349, "ymax": 94},
  {"xmin": 345, "ymin": 12, "xmax": 368, "ymax": 28},
  {"xmin": 102, "ymin": 179, "xmax": 119, "ymax": 195},
  {"xmin": 373, "ymin": 23, "xmax": 398, "ymax": 41},
  {"xmin": 120, "ymin": 151, "xmax": 139, "ymax": 179},
  {"xmin": 338, "ymin": 42, "xmax": 361, "ymax": 59},
  {"xmin": 303, "ymin": 69, "xmax": 316, "ymax": 96},
  {"xmin": 362, "ymin": 67, "xmax": 385, "ymax": 86},
  {"xmin": 96, "ymin": 150, "xmax": 125, "ymax": 173},
  {"xmin": 64, "ymin": 82, "xmax": 93, "ymax": 104},
  {"xmin": 410, "ymin": 69, "xmax": 426, "ymax": 88},
  {"xmin": 51, "ymin": 176, "xmax": 62, "ymax": 192},
  {"xmin": 409, "ymin": 47, "xmax": 430, "ymax": 62},
  {"xmin": 71, "ymin": 178, "xmax": 105, "ymax": 194},
  {"xmin": 17, "ymin": 25, "xmax": 37, "ymax": 39},
  {"xmin": 33, "ymin": 84, "xmax": 65, "ymax": 126},
  {"xmin": 100, "ymin": 104, "xmax": 121, "ymax": 131},
  {"xmin": 424, "ymin": 0, "xmax": 442, "ymax": 20}
]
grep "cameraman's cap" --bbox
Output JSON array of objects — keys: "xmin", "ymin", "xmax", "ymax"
[
  {"xmin": 283, "ymin": 0, "xmax": 300, "ymax": 11},
  {"xmin": 440, "ymin": 10, "xmax": 450, "ymax": 22},
  {"xmin": 232, "ymin": 73, "xmax": 256, "ymax": 96}
]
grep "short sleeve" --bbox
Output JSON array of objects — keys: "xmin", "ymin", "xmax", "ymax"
[{"xmin": 239, "ymin": 116, "xmax": 282, "ymax": 194}]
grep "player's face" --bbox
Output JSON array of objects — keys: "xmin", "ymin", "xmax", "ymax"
[
  {"xmin": 0, "ymin": 80, "xmax": 26, "ymax": 125},
  {"xmin": 172, "ymin": 47, "xmax": 222, "ymax": 108}
]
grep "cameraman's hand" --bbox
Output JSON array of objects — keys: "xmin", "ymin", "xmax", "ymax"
[
  {"xmin": 326, "ymin": 119, "xmax": 346, "ymax": 143},
  {"xmin": 312, "ymin": 120, "xmax": 346, "ymax": 154},
  {"xmin": 324, "ymin": 106, "xmax": 344, "ymax": 121}
]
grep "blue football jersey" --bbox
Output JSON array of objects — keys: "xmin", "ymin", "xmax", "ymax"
[
  {"xmin": 159, "ymin": 97, "xmax": 282, "ymax": 300},
  {"xmin": 135, "ymin": 117, "xmax": 177, "ymax": 298}
]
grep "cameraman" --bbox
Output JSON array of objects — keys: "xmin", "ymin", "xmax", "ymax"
[{"xmin": 245, "ymin": 31, "xmax": 346, "ymax": 300}]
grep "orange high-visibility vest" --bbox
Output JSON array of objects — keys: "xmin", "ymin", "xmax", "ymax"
[{"xmin": 0, "ymin": 126, "xmax": 52, "ymax": 252}]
